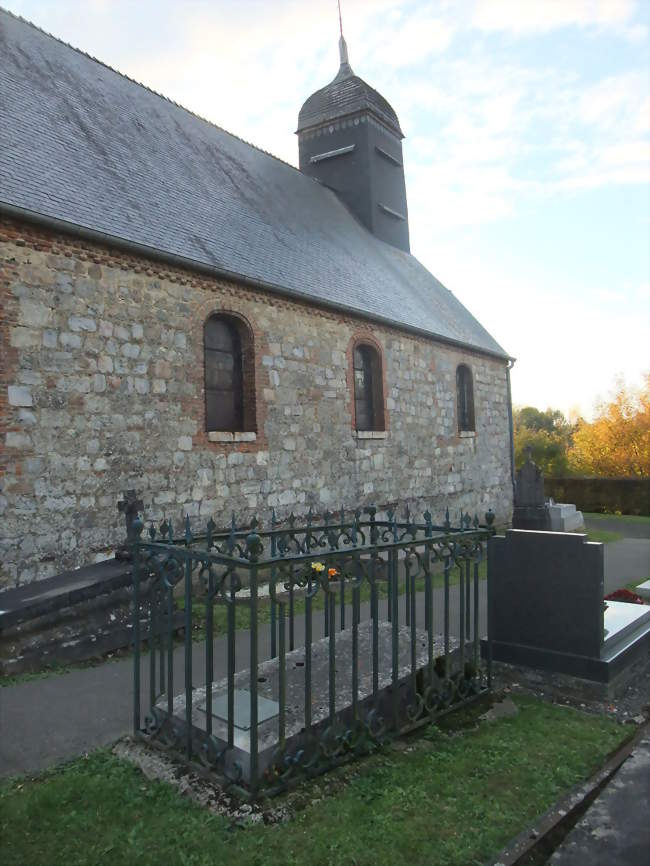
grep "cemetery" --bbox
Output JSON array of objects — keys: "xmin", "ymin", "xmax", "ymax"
[{"xmin": 1, "ymin": 5, "xmax": 649, "ymax": 865}]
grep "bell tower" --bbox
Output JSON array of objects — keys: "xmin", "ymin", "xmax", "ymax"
[{"xmin": 297, "ymin": 34, "xmax": 410, "ymax": 252}]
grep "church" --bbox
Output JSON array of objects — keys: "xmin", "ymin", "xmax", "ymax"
[{"xmin": 0, "ymin": 9, "xmax": 514, "ymax": 588}]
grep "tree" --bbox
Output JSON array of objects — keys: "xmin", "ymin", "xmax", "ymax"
[
  {"xmin": 516, "ymin": 406, "xmax": 567, "ymax": 435},
  {"xmin": 568, "ymin": 375, "xmax": 650, "ymax": 477},
  {"xmin": 513, "ymin": 406, "xmax": 573, "ymax": 476}
]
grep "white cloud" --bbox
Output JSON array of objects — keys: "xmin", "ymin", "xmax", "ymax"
[{"xmin": 472, "ymin": 0, "xmax": 638, "ymax": 35}]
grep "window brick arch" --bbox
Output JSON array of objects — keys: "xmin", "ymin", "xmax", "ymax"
[
  {"xmin": 456, "ymin": 363, "xmax": 475, "ymax": 432},
  {"xmin": 350, "ymin": 338, "xmax": 386, "ymax": 432},
  {"xmin": 204, "ymin": 312, "xmax": 256, "ymax": 432}
]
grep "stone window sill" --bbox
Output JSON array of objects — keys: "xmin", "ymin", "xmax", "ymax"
[
  {"xmin": 354, "ymin": 430, "xmax": 388, "ymax": 439},
  {"xmin": 208, "ymin": 431, "xmax": 257, "ymax": 443},
  {"xmin": 459, "ymin": 430, "xmax": 476, "ymax": 438}
]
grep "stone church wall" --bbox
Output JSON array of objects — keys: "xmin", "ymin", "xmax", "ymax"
[{"xmin": 1, "ymin": 219, "xmax": 513, "ymax": 588}]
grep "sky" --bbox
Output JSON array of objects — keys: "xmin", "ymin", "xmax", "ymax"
[{"xmin": 3, "ymin": 0, "xmax": 649, "ymax": 420}]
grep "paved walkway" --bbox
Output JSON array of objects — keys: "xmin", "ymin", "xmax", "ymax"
[
  {"xmin": 603, "ymin": 539, "xmax": 650, "ymax": 593},
  {"xmin": 583, "ymin": 515, "xmax": 650, "ymax": 594},
  {"xmin": 549, "ymin": 735, "xmax": 650, "ymax": 866}
]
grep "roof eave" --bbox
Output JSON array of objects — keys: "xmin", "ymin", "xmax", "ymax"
[
  {"xmin": 296, "ymin": 107, "xmax": 404, "ymax": 139},
  {"xmin": 0, "ymin": 201, "xmax": 514, "ymax": 363}
]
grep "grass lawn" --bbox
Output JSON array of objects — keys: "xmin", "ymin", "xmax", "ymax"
[
  {"xmin": 0, "ymin": 694, "xmax": 629, "ymax": 866},
  {"xmin": 179, "ymin": 558, "xmax": 488, "ymax": 641},
  {"xmin": 584, "ymin": 512, "xmax": 650, "ymax": 525},
  {"xmin": 585, "ymin": 527, "xmax": 624, "ymax": 544}
]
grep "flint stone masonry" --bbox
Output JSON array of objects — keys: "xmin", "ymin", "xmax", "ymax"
[{"xmin": 1, "ymin": 222, "xmax": 513, "ymax": 588}]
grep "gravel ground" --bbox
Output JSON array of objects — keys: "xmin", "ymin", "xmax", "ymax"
[{"xmin": 491, "ymin": 652, "xmax": 650, "ymax": 723}]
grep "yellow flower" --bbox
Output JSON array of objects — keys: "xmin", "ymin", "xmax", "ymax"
[{"xmin": 311, "ymin": 561, "xmax": 325, "ymax": 573}]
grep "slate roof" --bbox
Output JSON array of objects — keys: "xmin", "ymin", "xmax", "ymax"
[
  {"xmin": 298, "ymin": 61, "xmax": 403, "ymax": 137},
  {"xmin": 0, "ymin": 10, "xmax": 508, "ymax": 360}
]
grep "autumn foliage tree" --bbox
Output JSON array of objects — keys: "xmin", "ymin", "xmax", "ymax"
[{"xmin": 568, "ymin": 375, "xmax": 650, "ymax": 478}]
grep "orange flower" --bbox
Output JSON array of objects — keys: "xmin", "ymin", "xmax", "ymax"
[{"xmin": 328, "ymin": 567, "xmax": 339, "ymax": 579}]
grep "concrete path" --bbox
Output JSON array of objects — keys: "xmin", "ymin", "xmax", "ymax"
[
  {"xmin": 603, "ymin": 539, "xmax": 650, "ymax": 593},
  {"xmin": 584, "ymin": 515, "xmax": 650, "ymax": 594},
  {"xmin": 549, "ymin": 735, "xmax": 650, "ymax": 866}
]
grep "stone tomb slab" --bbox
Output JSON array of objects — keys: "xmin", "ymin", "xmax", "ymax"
[
  {"xmin": 602, "ymin": 600, "xmax": 650, "ymax": 658},
  {"xmin": 158, "ymin": 620, "xmax": 462, "ymax": 783}
]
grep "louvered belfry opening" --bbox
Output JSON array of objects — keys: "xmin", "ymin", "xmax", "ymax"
[
  {"xmin": 353, "ymin": 343, "xmax": 384, "ymax": 431},
  {"xmin": 456, "ymin": 364, "xmax": 475, "ymax": 433},
  {"xmin": 204, "ymin": 314, "xmax": 255, "ymax": 433}
]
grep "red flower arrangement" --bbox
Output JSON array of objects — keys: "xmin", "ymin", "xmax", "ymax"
[{"xmin": 604, "ymin": 588, "xmax": 646, "ymax": 605}]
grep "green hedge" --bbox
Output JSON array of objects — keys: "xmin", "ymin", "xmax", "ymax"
[{"xmin": 545, "ymin": 476, "xmax": 650, "ymax": 516}]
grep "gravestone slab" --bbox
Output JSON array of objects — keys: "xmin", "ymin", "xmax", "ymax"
[
  {"xmin": 485, "ymin": 529, "xmax": 650, "ymax": 686},
  {"xmin": 157, "ymin": 620, "xmax": 464, "ymax": 784},
  {"xmin": 549, "ymin": 502, "xmax": 584, "ymax": 532},
  {"xmin": 513, "ymin": 452, "xmax": 551, "ymax": 530},
  {"xmin": 489, "ymin": 529, "xmax": 603, "ymax": 661}
]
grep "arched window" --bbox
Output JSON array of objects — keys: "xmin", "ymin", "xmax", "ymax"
[
  {"xmin": 456, "ymin": 364, "xmax": 475, "ymax": 432},
  {"xmin": 353, "ymin": 343, "xmax": 385, "ymax": 431},
  {"xmin": 204, "ymin": 314, "xmax": 253, "ymax": 432}
]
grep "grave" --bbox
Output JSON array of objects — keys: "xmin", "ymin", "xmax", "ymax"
[
  {"xmin": 512, "ymin": 451, "xmax": 551, "ymax": 530},
  {"xmin": 512, "ymin": 451, "xmax": 584, "ymax": 532},
  {"xmin": 155, "ymin": 621, "xmax": 463, "ymax": 784},
  {"xmin": 548, "ymin": 500, "xmax": 584, "ymax": 532},
  {"xmin": 485, "ymin": 529, "xmax": 650, "ymax": 693}
]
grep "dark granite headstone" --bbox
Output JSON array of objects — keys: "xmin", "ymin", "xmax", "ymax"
[
  {"xmin": 485, "ymin": 529, "xmax": 650, "ymax": 686},
  {"xmin": 513, "ymin": 450, "xmax": 551, "ymax": 530},
  {"xmin": 489, "ymin": 530, "xmax": 603, "ymax": 662}
]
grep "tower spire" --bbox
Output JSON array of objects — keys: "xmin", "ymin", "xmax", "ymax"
[{"xmin": 337, "ymin": 0, "xmax": 352, "ymax": 74}]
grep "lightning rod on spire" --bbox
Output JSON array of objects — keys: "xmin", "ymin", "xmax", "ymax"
[{"xmin": 337, "ymin": 0, "xmax": 350, "ymax": 68}]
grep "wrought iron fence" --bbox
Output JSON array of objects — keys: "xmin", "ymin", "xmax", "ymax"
[{"xmin": 131, "ymin": 504, "xmax": 495, "ymax": 798}]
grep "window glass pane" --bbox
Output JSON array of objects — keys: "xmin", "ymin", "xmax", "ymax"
[
  {"xmin": 354, "ymin": 344, "xmax": 376, "ymax": 431},
  {"xmin": 457, "ymin": 365, "xmax": 474, "ymax": 431},
  {"xmin": 206, "ymin": 389, "xmax": 239, "ymax": 432},
  {"xmin": 355, "ymin": 398, "xmax": 371, "ymax": 431},
  {"xmin": 204, "ymin": 316, "xmax": 244, "ymax": 431},
  {"xmin": 205, "ymin": 318, "xmax": 236, "ymax": 351},
  {"xmin": 205, "ymin": 351, "xmax": 235, "ymax": 390}
]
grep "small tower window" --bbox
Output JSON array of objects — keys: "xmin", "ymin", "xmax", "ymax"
[
  {"xmin": 204, "ymin": 314, "xmax": 255, "ymax": 432},
  {"xmin": 456, "ymin": 364, "xmax": 475, "ymax": 433},
  {"xmin": 353, "ymin": 343, "xmax": 385, "ymax": 431}
]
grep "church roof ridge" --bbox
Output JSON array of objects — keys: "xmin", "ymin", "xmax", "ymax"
[{"xmin": 0, "ymin": 5, "xmax": 304, "ymax": 177}]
